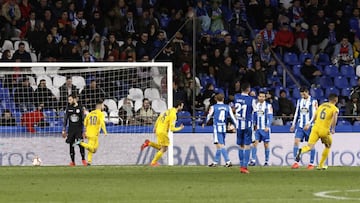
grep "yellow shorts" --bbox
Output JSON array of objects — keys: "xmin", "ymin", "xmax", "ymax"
[
  {"xmin": 87, "ymin": 135, "xmax": 99, "ymax": 150},
  {"xmin": 308, "ymin": 126, "xmax": 332, "ymax": 146},
  {"xmin": 156, "ymin": 131, "xmax": 169, "ymax": 146}
]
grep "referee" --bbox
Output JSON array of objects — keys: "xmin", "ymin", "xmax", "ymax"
[{"xmin": 62, "ymin": 94, "xmax": 87, "ymax": 166}]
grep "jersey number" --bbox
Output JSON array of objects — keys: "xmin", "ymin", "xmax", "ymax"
[
  {"xmin": 89, "ymin": 116, "xmax": 97, "ymax": 125},
  {"xmin": 319, "ymin": 108, "xmax": 326, "ymax": 120},
  {"xmin": 235, "ymin": 103, "xmax": 247, "ymax": 119},
  {"xmin": 218, "ymin": 110, "xmax": 225, "ymax": 122}
]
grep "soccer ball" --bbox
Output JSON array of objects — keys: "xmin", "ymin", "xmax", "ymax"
[{"xmin": 32, "ymin": 156, "xmax": 42, "ymax": 166}]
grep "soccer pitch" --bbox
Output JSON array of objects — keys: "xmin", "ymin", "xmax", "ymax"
[{"xmin": 1, "ymin": 166, "xmax": 360, "ymax": 203}]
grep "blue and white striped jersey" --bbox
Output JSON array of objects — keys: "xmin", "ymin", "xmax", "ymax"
[
  {"xmin": 206, "ymin": 102, "xmax": 237, "ymax": 133},
  {"xmin": 291, "ymin": 96, "xmax": 318, "ymax": 128},
  {"xmin": 254, "ymin": 101, "xmax": 273, "ymax": 130},
  {"xmin": 234, "ymin": 93, "xmax": 256, "ymax": 130}
]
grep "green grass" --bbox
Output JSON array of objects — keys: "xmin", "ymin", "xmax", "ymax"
[{"xmin": 1, "ymin": 166, "xmax": 360, "ymax": 203}]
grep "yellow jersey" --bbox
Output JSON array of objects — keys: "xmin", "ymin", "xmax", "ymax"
[
  {"xmin": 84, "ymin": 109, "xmax": 107, "ymax": 136},
  {"xmin": 154, "ymin": 108, "xmax": 182, "ymax": 134},
  {"xmin": 313, "ymin": 102, "xmax": 339, "ymax": 130}
]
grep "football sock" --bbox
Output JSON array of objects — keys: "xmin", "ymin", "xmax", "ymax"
[
  {"xmin": 151, "ymin": 151, "xmax": 163, "ymax": 164},
  {"xmin": 265, "ymin": 148, "xmax": 270, "ymax": 162},
  {"xmin": 251, "ymin": 146, "xmax": 257, "ymax": 161},
  {"xmin": 244, "ymin": 149, "xmax": 251, "ymax": 167},
  {"xmin": 238, "ymin": 149, "xmax": 244, "ymax": 167},
  {"xmin": 301, "ymin": 145, "xmax": 311, "ymax": 154},
  {"xmin": 221, "ymin": 148, "xmax": 230, "ymax": 163},
  {"xmin": 310, "ymin": 148, "xmax": 316, "ymax": 164},
  {"xmin": 293, "ymin": 146, "xmax": 299, "ymax": 161},
  {"xmin": 214, "ymin": 149, "xmax": 221, "ymax": 163},
  {"xmin": 79, "ymin": 145, "xmax": 85, "ymax": 160},
  {"xmin": 319, "ymin": 147, "xmax": 330, "ymax": 167},
  {"xmin": 70, "ymin": 144, "xmax": 75, "ymax": 162},
  {"xmin": 149, "ymin": 142, "xmax": 161, "ymax": 150}
]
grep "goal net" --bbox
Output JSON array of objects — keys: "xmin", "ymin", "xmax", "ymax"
[{"xmin": 0, "ymin": 62, "xmax": 173, "ymax": 166}]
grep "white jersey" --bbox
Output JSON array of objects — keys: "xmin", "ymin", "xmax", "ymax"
[
  {"xmin": 255, "ymin": 101, "xmax": 273, "ymax": 130},
  {"xmin": 292, "ymin": 96, "xmax": 318, "ymax": 128}
]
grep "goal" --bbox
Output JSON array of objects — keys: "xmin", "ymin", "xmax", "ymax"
[{"xmin": 0, "ymin": 62, "xmax": 174, "ymax": 166}]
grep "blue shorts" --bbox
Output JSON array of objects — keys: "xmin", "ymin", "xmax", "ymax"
[
  {"xmin": 255, "ymin": 129, "xmax": 270, "ymax": 143},
  {"xmin": 213, "ymin": 125, "xmax": 226, "ymax": 144},
  {"xmin": 295, "ymin": 126, "xmax": 311, "ymax": 142},
  {"xmin": 236, "ymin": 127, "xmax": 252, "ymax": 145}
]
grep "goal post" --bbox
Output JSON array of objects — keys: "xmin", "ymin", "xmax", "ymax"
[{"xmin": 0, "ymin": 62, "xmax": 174, "ymax": 166}]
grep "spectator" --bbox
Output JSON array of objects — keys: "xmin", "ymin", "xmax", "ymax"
[
  {"xmin": 261, "ymin": 0, "xmax": 278, "ymax": 25},
  {"xmin": 0, "ymin": 50, "xmax": 13, "ymax": 62},
  {"xmin": 75, "ymin": 37, "xmax": 89, "ymax": 57},
  {"xmin": 252, "ymin": 33, "xmax": 265, "ymax": 55},
  {"xmin": 13, "ymin": 77, "xmax": 35, "ymax": 112},
  {"xmin": 81, "ymin": 50, "xmax": 96, "ymax": 62},
  {"xmin": 350, "ymin": 77, "xmax": 360, "ymax": 99},
  {"xmin": 156, "ymin": 44, "xmax": 175, "ymax": 62},
  {"xmin": 251, "ymin": 60, "xmax": 267, "ymax": 88},
  {"xmin": 136, "ymin": 98, "xmax": 157, "ymax": 125},
  {"xmin": 209, "ymin": 1, "xmax": 225, "ymax": 32},
  {"xmin": 119, "ymin": 35, "xmax": 136, "ymax": 61},
  {"xmin": 20, "ymin": 11, "xmax": 41, "ymax": 40},
  {"xmin": 300, "ymin": 58, "xmax": 322, "ymax": 86},
  {"xmin": 89, "ymin": 11, "xmax": 107, "ymax": 38},
  {"xmin": 152, "ymin": 30, "xmax": 167, "ymax": 58},
  {"xmin": 89, "ymin": 33, "xmax": 105, "ymax": 61},
  {"xmin": 228, "ymin": 80, "xmax": 241, "ymax": 102},
  {"xmin": 57, "ymin": 11, "xmax": 72, "ymax": 39},
  {"xmin": 59, "ymin": 77, "xmax": 78, "ymax": 109},
  {"xmin": 349, "ymin": 8, "xmax": 360, "ymax": 40},
  {"xmin": 103, "ymin": 33, "xmax": 120, "ymax": 61},
  {"xmin": 288, "ymin": 0, "xmax": 307, "ymax": 30},
  {"xmin": 0, "ymin": 109, "xmax": 16, "ymax": 126},
  {"xmin": 238, "ymin": 45, "xmax": 260, "ymax": 71},
  {"xmin": 194, "ymin": 0, "xmax": 211, "ymax": 32},
  {"xmin": 43, "ymin": 9, "xmax": 56, "ymax": 33},
  {"xmin": 81, "ymin": 79, "xmax": 107, "ymax": 110},
  {"xmin": 219, "ymin": 34, "xmax": 236, "ymax": 59},
  {"xmin": 278, "ymin": 90, "xmax": 295, "ymax": 123},
  {"xmin": 260, "ymin": 45, "xmax": 277, "ymax": 76},
  {"xmin": 123, "ymin": 10, "xmax": 137, "ymax": 36},
  {"xmin": 260, "ymin": 21, "xmax": 276, "ymax": 46},
  {"xmin": 345, "ymin": 93, "xmax": 360, "ymax": 124},
  {"xmin": 58, "ymin": 36, "xmax": 73, "ymax": 60},
  {"xmin": 21, "ymin": 103, "xmax": 49, "ymax": 133},
  {"xmin": 72, "ymin": 10, "xmax": 89, "ymax": 39},
  {"xmin": 229, "ymin": 1, "xmax": 248, "ymax": 37},
  {"xmin": 118, "ymin": 97, "xmax": 135, "ymax": 125},
  {"xmin": 1, "ymin": 0, "xmax": 21, "ymax": 39},
  {"xmin": 136, "ymin": 32, "xmax": 153, "ymax": 60},
  {"xmin": 308, "ymin": 24, "xmax": 328, "ymax": 58},
  {"xmin": 12, "ymin": 42, "xmax": 32, "ymax": 62},
  {"xmin": 50, "ymin": 25, "xmax": 62, "ymax": 44},
  {"xmin": 293, "ymin": 22, "xmax": 308, "ymax": 53},
  {"xmin": 273, "ymin": 23, "xmax": 296, "ymax": 55},
  {"xmin": 266, "ymin": 90, "xmax": 279, "ymax": 116},
  {"xmin": 35, "ymin": 79, "xmax": 57, "ymax": 109},
  {"xmin": 218, "ymin": 56, "xmax": 236, "ymax": 90},
  {"xmin": 324, "ymin": 22, "xmax": 339, "ymax": 56},
  {"xmin": 332, "ymin": 36, "xmax": 355, "ymax": 67}
]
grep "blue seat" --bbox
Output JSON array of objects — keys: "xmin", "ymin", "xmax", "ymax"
[
  {"xmin": 292, "ymin": 87, "xmax": 301, "ymax": 99},
  {"xmin": 292, "ymin": 65, "xmax": 302, "ymax": 76},
  {"xmin": 319, "ymin": 76, "xmax": 334, "ymax": 88},
  {"xmin": 0, "ymin": 88, "xmax": 10, "ymax": 100},
  {"xmin": 341, "ymin": 87, "xmax": 352, "ymax": 98},
  {"xmin": 13, "ymin": 111, "xmax": 21, "ymax": 124},
  {"xmin": 349, "ymin": 76, "xmax": 358, "ymax": 87},
  {"xmin": 299, "ymin": 52, "xmax": 313, "ymax": 63},
  {"xmin": 275, "ymin": 87, "xmax": 289, "ymax": 98},
  {"xmin": 318, "ymin": 97, "xmax": 328, "ymax": 104},
  {"xmin": 1, "ymin": 99, "xmax": 16, "ymax": 112},
  {"xmin": 177, "ymin": 111, "xmax": 192, "ymax": 126},
  {"xmin": 334, "ymin": 76, "xmax": 349, "ymax": 89},
  {"xmin": 310, "ymin": 87, "xmax": 324, "ymax": 99},
  {"xmin": 337, "ymin": 120, "xmax": 351, "ymax": 126},
  {"xmin": 340, "ymin": 65, "xmax": 355, "ymax": 78},
  {"xmin": 43, "ymin": 109, "xmax": 57, "ymax": 121},
  {"xmin": 325, "ymin": 87, "xmax": 340, "ymax": 98},
  {"xmin": 317, "ymin": 53, "xmax": 331, "ymax": 66},
  {"xmin": 283, "ymin": 52, "xmax": 300, "ymax": 66},
  {"xmin": 324, "ymin": 65, "xmax": 339, "ymax": 77},
  {"xmin": 195, "ymin": 111, "xmax": 205, "ymax": 125}
]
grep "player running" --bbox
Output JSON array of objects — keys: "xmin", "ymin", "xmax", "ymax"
[
  {"xmin": 295, "ymin": 94, "xmax": 339, "ymax": 170},
  {"xmin": 204, "ymin": 94, "xmax": 237, "ymax": 167},
  {"xmin": 249, "ymin": 91, "xmax": 273, "ymax": 166},
  {"xmin": 290, "ymin": 87, "xmax": 318, "ymax": 169},
  {"xmin": 140, "ymin": 100, "xmax": 185, "ymax": 167},
  {"xmin": 73, "ymin": 100, "xmax": 107, "ymax": 166}
]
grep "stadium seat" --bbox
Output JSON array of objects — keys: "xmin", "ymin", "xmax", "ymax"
[
  {"xmin": 31, "ymin": 66, "xmax": 46, "ymax": 76},
  {"xmin": 353, "ymin": 121, "xmax": 360, "ymax": 126},
  {"xmin": 43, "ymin": 109, "xmax": 57, "ymax": 121},
  {"xmin": 36, "ymin": 75, "xmax": 53, "ymax": 87},
  {"xmin": 292, "ymin": 87, "xmax": 301, "ymax": 99},
  {"xmin": 292, "ymin": 65, "xmax": 302, "ymax": 76},
  {"xmin": 152, "ymin": 75, "xmax": 164, "ymax": 89},
  {"xmin": 341, "ymin": 87, "xmax": 352, "ymax": 98},
  {"xmin": 49, "ymin": 86, "xmax": 60, "ymax": 100},
  {"xmin": 310, "ymin": 87, "xmax": 324, "ymax": 99},
  {"xmin": 134, "ymin": 99, "xmax": 143, "ymax": 112},
  {"xmin": 13, "ymin": 111, "xmax": 21, "ymax": 124},
  {"xmin": 299, "ymin": 52, "xmax": 313, "ymax": 63},
  {"xmin": 1, "ymin": 40, "xmax": 14, "ymax": 50},
  {"xmin": 334, "ymin": 76, "xmax": 349, "ymax": 89},
  {"xmin": 27, "ymin": 76, "xmax": 37, "ymax": 90},
  {"xmin": 71, "ymin": 76, "xmax": 86, "ymax": 92},
  {"xmin": 52, "ymin": 75, "xmax": 66, "ymax": 88},
  {"xmin": 177, "ymin": 111, "xmax": 192, "ymax": 126},
  {"xmin": 340, "ymin": 65, "xmax": 355, "ymax": 78},
  {"xmin": 108, "ymin": 110, "xmax": 119, "ymax": 125},
  {"xmin": 325, "ymin": 87, "xmax": 340, "ymax": 98},
  {"xmin": 195, "ymin": 111, "xmax": 205, "ymax": 125},
  {"xmin": 152, "ymin": 99, "xmax": 167, "ymax": 113},
  {"xmin": 104, "ymin": 99, "xmax": 118, "ymax": 112},
  {"xmin": 128, "ymin": 88, "xmax": 143, "ymax": 101},
  {"xmin": 30, "ymin": 52, "xmax": 37, "ymax": 62},
  {"xmin": 0, "ymin": 88, "xmax": 11, "ymax": 100},
  {"xmin": 275, "ymin": 87, "xmax": 289, "ymax": 98},
  {"xmin": 324, "ymin": 65, "xmax": 339, "ymax": 77},
  {"xmin": 144, "ymin": 88, "xmax": 161, "ymax": 101},
  {"xmin": 337, "ymin": 120, "xmax": 351, "ymax": 126},
  {"xmin": 319, "ymin": 76, "xmax": 334, "ymax": 88},
  {"xmin": 283, "ymin": 52, "xmax": 300, "ymax": 66},
  {"xmin": 349, "ymin": 76, "xmax": 358, "ymax": 87},
  {"xmin": 14, "ymin": 40, "xmax": 31, "ymax": 52},
  {"xmin": 118, "ymin": 97, "xmax": 134, "ymax": 110},
  {"xmin": 317, "ymin": 53, "xmax": 331, "ymax": 66}
]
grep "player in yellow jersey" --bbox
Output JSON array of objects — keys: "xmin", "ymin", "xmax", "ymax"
[
  {"xmin": 295, "ymin": 94, "xmax": 339, "ymax": 170},
  {"xmin": 73, "ymin": 100, "xmax": 107, "ymax": 166},
  {"xmin": 140, "ymin": 100, "xmax": 185, "ymax": 166}
]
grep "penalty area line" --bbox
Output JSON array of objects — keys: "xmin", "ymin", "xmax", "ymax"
[{"xmin": 314, "ymin": 189, "xmax": 360, "ymax": 200}]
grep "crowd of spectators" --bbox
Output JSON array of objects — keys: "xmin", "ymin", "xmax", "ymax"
[{"xmin": 1, "ymin": 0, "xmax": 360, "ymax": 126}]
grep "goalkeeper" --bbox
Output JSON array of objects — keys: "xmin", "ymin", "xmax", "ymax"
[{"xmin": 140, "ymin": 100, "xmax": 185, "ymax": 166}]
